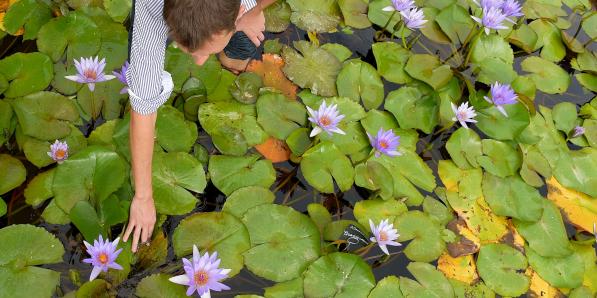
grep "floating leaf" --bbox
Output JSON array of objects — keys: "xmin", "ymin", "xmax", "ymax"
[
  {"xmin": 475, "ymin": 103, "xmax": 530, "ymax": 141},
  {"xmin": 553, "ymin": 147, "xmax": 597, "ymax": 197},
  {"xmin": 307, "ymin": 203, "xmax": 332, "ymax": 233},
  {"xmin": 396, "ymin": 211, "xmax": 446, "ymax": 262},
  {"xmin": 529, "ymin": 19, "xmax": 566, "ymax": 63},
  {"xmin": 303, "ymin": 252, "xmax": 375, "ymax": 298},
  {"xmin": 321, "ymin": 43, "xmax": 353, "ymax": 63},
  {"xmin": 437, "ymin": 253, "xmax": 478, "ymax": 285},
  {"xmin": 369, "ymin": 276, "xmax": 403, "ymax": 298},
  {"xmin": 521, "ymin": 56, "xmax": 571, "ymax": 94},
  {"xmin": 338, "ymin": 0, "xmax": 371, "ymax": 29},
  {"xmin": 526, "ymin": 246, "xmax": 583, "ymax": 289},
  {"xmin": 508, "ymin": 24, "xmax": 539, "ymax": 53},
  {"xmin": 546, "ymin": 177, "xmax": 597, "ymax": 233},
  {"xmin": 353, "ymin": 198, "xmax": 407, "ymax": 229},
  {"xmin": 482, "ymin": 173, "xmax": 544, "ymax": 221},
  {"xmin": 405, "ymin": 54, "xmax": 453, "ymax": 90},
  {"xmin": 336, "ymin": 59, "xmax": 384, "ymax": 110},
  {"xmin": 256, "ymin": 92, "xmax": 306, "ymax": 140},
  {"xmin": 136, "ymin": 274, "xmax": 188, "ymax": 298},
  {"xmin": 286, "ymin": 0, "xmax": 340, "ymax": 33},
  {"xmin": 399, "ymin": 262, "xmax": 454, "ymax": 298},
  {"xmin": 246, "ymin": 54, "xmax": 297, "ymax": 99},
  {"xmin": 372, "ymin": 42, "xmax": 412, "ymax": 84},
  {"xmin": 385, "ymin": 84, "xmax": 439, "ymax": 134},
  {"xmin": 230, "ymin": 72, "xmax": 263, "ymax": 104},
  {"xmin": 367, "ymin": 0, "xmax": 409, "ymax": 35},
  {"xmin": 155, "ymin": 105, "xmax": 198, "ymax": 153},
  {"xmin": 69, "ymin": 200, "xmax": 102, "ymax": 241},
  {"xmin": 477, "ymin": 243, "xmax": 530, "ymax": 297},
  {"xmin": 2, "ymin": 0, "xmax": 51, "ymax": 39},
  {"xmin": 354, "ymin": 160, "xmax": 395, "ymax": 200},
  {"xmin": 209, "ymin": 154, "xmax": 275, "ymax": 196},
  {"xmin": 264, "ymin": 0, "xmax": 291, "ymax": 33},
  {"xmin": 552, "ymin": 102, "xmax": 577, "ymax": 133},
  {"xmin": 477, "ymin": 139, "xmax": 522, "ymax": 178},
  {"xmin": 75, "ymin": 79, "xmax": 126, "ymax": 121},
  {"xmin": 449, "ymin": 279, "xmax": 495, "ymax": 298},
  {"xmin": 222, "ymin": 186, "xmax": 275, "ymax": 218},
  {"xmin": 264, "ymin": 278, "xmax": 304, "ymax": 298},
  {"xmin": 152, "ymin": 152, "xmax": 205, "ymax": 215},
  {"xmin": 0, "ymin": 198, "xmax": 5, "ymax": 218},
  {"xmin": 0, "ymin": 52, "xmax": 53, "ymax": 98},
  {"xmin": 242, "ymin": 204, "xmax": 320, "ymax": 282},
  {"xmin": 173, "ymin": 211, "xmax": 250, "ymax": 277},
  {"xmin": 254, "ymin": 137, "xmax": 291, "ymax": 163},
  {"xmin": 435, "ymin": 3, "xmax": 474, "ymax": 44},
  {"xmin": 0, "ymin": 154, "xmax": 25, "ymax": 195},
  {"xmin": 103, "ymin": 0, "xmax": 131, "ymax": 23},
  {"xmin": 37, "ymin": 11, "xmax": 101, "ymax": 62},
  {"xmin": 446, "ymin": 127, "xmax": 482, "ymax": 169},
  {"xmin": 282, "ymin": 41, "xmax": 341, "ymax": 97},
  {"xmin": 300, "ymin": 142, "xmax": 354, "ymax": 193}
]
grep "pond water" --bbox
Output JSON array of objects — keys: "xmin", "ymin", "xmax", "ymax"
[{"xmin": 1, "ymin": 1, "xmax": 596, "ymax": 297}]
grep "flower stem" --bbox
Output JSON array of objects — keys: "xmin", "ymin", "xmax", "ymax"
[{"xmin": 381, "ymin": 11, "xmax": 398, "ymax": 34}]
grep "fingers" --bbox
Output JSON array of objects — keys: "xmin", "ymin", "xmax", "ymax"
[
  {"xmin": 248, "ymin": 31, "xmax": 261, "ymax": 47},
  {"xmin": 257, "ymin": 31, "xmax": 265, "ymax": 42},
  {"xmin": 131, "ymin": 225, "xmax": 142, "ymax": 253},
  {"xmin": 141, "ymin": 223, "xmax": 152, "ymax": 244},
  {"xmin": 123, "ymin": 221, "xmax": 135, "ymax": 242}
]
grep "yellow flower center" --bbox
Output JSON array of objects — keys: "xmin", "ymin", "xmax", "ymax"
[
  {"xmin": 194, "ymin": 270, "xmax": 209, "ymax": 286},
  {"xmin": 55, "ymin": 149, "xmax": 66, "ymax": 159},
  {"xmin": 84, "ymin": 69, "xmax": 97, "ymax": 80},
  {"xmin": 379, "ymin": 231, "xmax": 388, "ymax": 242},
  {"xmin": 379, "ymin": 141, "xmax": 388, "ymax": 149},
  {"xmin": 319, "ymin": 116, "xmax": 331, "ymax": 126},
  {"xmin": 98, "ymin": 253, "xmax": 108, "ymax": 264}
]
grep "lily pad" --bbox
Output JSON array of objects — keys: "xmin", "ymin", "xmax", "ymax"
[
  {"xmin": 0, "ymin": 154, "xmax": 26, "ymax": 195},
  {"xmin": 446, "ymin": 127, "xmax": 482, "ymax": 169},
  {"xmin": 552, "ymin": 102, "xmax": 577, "ymax": 133},
  {"xmin": 242, "ymin": 204, "xmax": 320, "ymax": 282},
  {"xmin": 399, "ymin": 262, "xmax": 454, "ymax": 298},
  {"xmin": 199, "ymin": 101, "xmax": 268, "ymax": 156},
  {"xmin": 264, "ymin": 278, "xmax": 304, "ymax": 298},
  {"xmin": 369, "ymin": 276, "xmax": 403, "ymax": 298},
  {"xmin": 0, "ymin": 52, "xmax": 53, "ymax": 98},
  {"xmin": 209, "ymin": 154, "xmax": 276, "ymax": 196},
  {"xmin": 435, "ymin": 3, "xmax": 474, "ymax": 44},
  {"xmin": 529, "ymin": 19, "xmax": 566, "ymax": 63},
  {"xmin": 155, "ymin": 105, "xmax": 198, "ymax": 153},
  {"xmin": 264, "ymin": 0, "xmax": 291, "ymax": 33},
  {"xmin": 521, "ymin": 56, "xmax": 571, "ymax": 94},
  {"xmin": 230, "ymin": 72, "xmax": 263, "ymax": 104},
  {"xmin": 286, "ymin": 0, "xmax": 340, "ymax": 33},
  {"xmin": 471, "ymin": 34, "xmax": 514, "ymax": 66},
  {"xmin": 136, "ymin": 274, "xmax": 188, "ymax": 298},
  {"xmin": 405, "ymin": 54, "xmax": 453, "ymax": 91},
  {"xmin": 526, "ymin": 246, "xmax": 583, "ymax": 289},
  {"xmin": 354, "ymin": 198, "xmax": 407, "ymax": 229},
  {"xmin": 173, "ymin": 211, "xmax": 250, "ymax": 277},
  {"xmin": 553, "ymin": 147, "xmax": 597, "ymax": 197},
  {"xmin": 384, "ymin": 84, "xmax": 439, "ymax": 134},
  {"xmin": 103, "ymin": 0, "xmax": 131, "ymax": 23},
  {"xmin": 338, "ymin": 0, "xmax": 371, "ymax": 29},
  {"xmin": 303, "ymin": 252, "xmax": 375, "ymax": 298},
  {"xmin": 282, "ymin": 41, "xmax": 342, "ymax": 97},
  {"xmin": 222, "ymin": 186, "xmax": 275, "ymax": 218},
  {"xmin": 321, "ymin": 43, "xmax": 353, "ymax": 62},
  {"xmin": 477, "ymin": 243, "xmax": 530, "ymax": 297},
  {"xmin": 476, "ymin": 103, "xmax": 530, "ymax": 141},
  {"xmin": 53, "ymin": 146, "xmax": 127, "ymax": 213},
  {"xmin": 354, "ymin": 160, "xmax": 395, "ymax": 200},
  {"xmin": 75, "ymin": 79, "xmax": 126, "ymax": 121},
  {"xmin": 477, "ymin": 139, "xmax": 522, "ymax": 178},
  {"xmin": 256, "ymin": 92, "xmax": 306, "ymax": 140},
  {"xmin": 396, "ymin": 211, "xmax": 445, "ymax": 262},
  {"xmin": 300, "ymin": 142, "xmax": 354, "ymax": 193},
  {"xmin": 482, "ymin": 173, "xmax": 543, "ymax": 222},
  {"xmin": 2, "ymin": 0, "xmax": 52, "ymax": 40},
  {"xmin": 336, "ymin": 59, "xmax": 384, "ymax": 110},
  {"xmin": 37, "ymin": 11, "xmax": 101, "ymax": 62},
  {"xmin": 11, "ymin": 91, "xmax": 79, "ymax": 141},
  {"xmin": 152, "ymin": 152, "xmax": 206, "ymax": 215},
  {"xmin": 372, "ymin": 42, "xmax": 412, "ymax": 84}
]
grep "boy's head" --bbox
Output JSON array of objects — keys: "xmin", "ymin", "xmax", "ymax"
[{"xmin": 163, "ymin": 0, "xmax": 242, "ymax": 65}]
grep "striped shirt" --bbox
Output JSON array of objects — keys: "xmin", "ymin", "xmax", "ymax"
[{"xmin": 126, "ymin": 0, "xmax": 258, "ymax": 115}]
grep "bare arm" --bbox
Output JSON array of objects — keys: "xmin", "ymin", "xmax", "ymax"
[{"xmin": 256, "ymin": 0, "xmax": 277, "ymax": 10}]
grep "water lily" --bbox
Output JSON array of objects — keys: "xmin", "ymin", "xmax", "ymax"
[
  {"xmin": 501, "ymin": 0, "xmax": 523, "ymax": 22},
  {"xmin": 65, "ymin": 56, "xmax": 115, "ymax": 92},
  {"xmin": 451, "ymin": 102, "xmax": 478, "ymax": 129},
  {"xmin": 382, "ymin": 0, "xmax": 415, "ymax": 12},
  {"xmin": 307, "ymin": 101, "xmax": 346, "ymax": 137},
  {"xmin": 484, "ymin": 82, "xmax": 518, "ymax": 117},
  {"xmin": 83, "ymin": 235, "xmax": 123, "ymax": 281},
  {"xmin": 367, "ymin": 128, "xmax": 401, "ymax": 157},
  {"xmin": 112, "ymin": 61, "xmax": 129, "ymax": 94},
  {"xmin": 369, "ymin": 219, "xmax": 401, "ymax": 255},
  {"xmin": 472, "ymin": 0, "xmax": 504, "ymax": 9},
  {"xmin": 400, "ymin": 7, "xmax": 428, "ymax": 30},
  {"xmin": 169, "ymin": 245, "xmax": 231, "ymax": 298},
  {"xmin": 471, "ymin": 7, "xmax": 509, "ymax": 35},
  {"xmin": 572, "ymin": 126, "xmax": 585, "ymax": 138},
  {"xmin": 47, "ymin": 140, "xmax": 69, "ymax": 164}
]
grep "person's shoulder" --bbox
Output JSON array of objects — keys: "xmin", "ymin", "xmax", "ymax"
[{"xmin": 136, "ymin": 0, "xmax": 165, "ymax": 15}]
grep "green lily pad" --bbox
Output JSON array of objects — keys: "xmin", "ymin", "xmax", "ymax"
[
  {"xmin": 282, "ymin": 41, "xmax": 342, "ymax": 97},
  {"xmin": 0, "ymin": 154, "xmax": 26, "ymax": 195},
  {"xmin": 354, "ymin": 198, "xmax": 407, "ymax": 229},
  {"xmin": 230, "ymin": 72, "xmax": 263, "ymax": 104},
  {"xmin": 256, "ymin": 92, "xmax": 306, "ymax": 140},
  {"xmin": 385, "ymin": 84, "xmax": 439, "ymax": 134},
  {"xmin": 508, "ymin": 24, "xmax": 539, "ymax": 53},
  {"xmin": 0, "ymin": 101, "xmax": 14, "ymax": 146},
  {"xmin": 553, "ymin": 147, "xmax": 597, "ymax": 198},
  {"xmin": 88, "ymin": 118, "xmax": 118, "ymax": 149},
  {"xmin": 476, "ymin": 103, "xmax": 530, "ymax": 141},
  {"xmin": 419, "ymin": 7, "xmax": 452, "ymax": 44},
  {"xmin": 338, "ymin": 0, "xmax": 371, "ymax": 29},
  {"xmin": 53, "ymin": 146, "xmax": 127, "ymax": 213},
  {"xmin": 449, "ymin": 279, "xmax": 495, "ymax": 298},
  {"xmin": 475, "ymin": 58, "xmax": 518, "ymax": 85},
  {"xmin": 522, "ymin": 0, "xmax": 566, "ymax": 20},
  {"xmin": 405, "ymin": 54, "xmax": 453, "ymax": 90},
  {"xmin": 323, "ymin": 220, "xmax": 366, "ymax": 241},
  {"xmin": 576, "ymin": 73, "xmax": 597, "ymax": 92},
  {"xmin": 354, "ymin": 160, "xmax": 395, "ymax": 200},
  {"xmin": 0, "ymin": 224, "xmax": 64, "ymax": 298},
  {"xmin": 11, "ymin": 91, "xmax": 79, "ymax": 141},
  {"xmin": 317, "ymin": 120, "xmax": 369, "ymax": 156},
  {"xmin": 136, "ymin": 274, "xmax": 188, "ymax": 298},
  {"xmin": 482, "ymin": 173, "xmax": 543, "ymax": 221},
  {"xmin": 477, "ymin": 243, "xmax": 529, "ymax": 297},
  {"xmin": 529, "ymin": 19, "xmax": 566, "ymax": 63},
  {"xmin": 446, "ymin": 127, "xmax": 482, "ymax": 169},
  {"xmin": 367, "ymin": 0, "xmax": 409, "ymax": 36},
  {"xmin": 155, "ymin": 105, "xmax": 198, "ymax": 153},
  {"xmin": 321, "ymin": 43, "xmax": 353, "ymax": 62},
  {"xmin": 526, "ymin": 246, "xmax": 583, "ymax": 289},
  {"xmin": 423, "ymin": 196, "xmax": 454, "ymax": 226},
  {"xmin": 264, "ymin": 278, "xmax": 304, "ymax": 298},
  {"xmin": 514, "ymin": 200, "xmax": 572, "ymax": 257},
  {"xmin": 173, "ymin": 211, "xmax": 251, "ymax": 277},
  {"xmin": 75, "ymin": 279, "xmax": 112, "ymax": 298},
  {"xmin": 303, "ymin": 252, "xmax": 375, "ymax": 298},
  {"xmin": 222, "ymin": 186, "xmax": 275, "ymax": 218},
  {"xmin": 199, "ymin": 101, "xmax": 268, "ymax": 156},
  {"xmin": 300, "ymin": 142, "xmax": 355, "ymax": 193},
  {"xmin": 242, "ymin": 204, "xmax": 320, "ymax": 282},
  {"xmin": 307, "ymin": 203, "xmax": 332, "ymax": 233},
  {"xmin": 264, "ymin": 0, "xmax": 292, "ymax": 33},
  {"xmin": 286, "ymin": 0, "xmax": 341, "ymax": 33},
  {"xmin": 209, "ymin": 154, "xmax": 276, "ymax": 196},
  {"xmin": 396, "ymin": 211, "xmax": 445, "ymax": 262},
  {"xmin": 435, "ymin": 3, "xmax": 474, "ymax": 44},
  {"xmin": 0, "ymin": 52, "xmax": 53, "ymax": 98},
  {"xmin": 94, "ymin": 17, "xmax": 128, "ymax": 72},
  {"xmin": 37, "ymin": 11, "xmax": 101, "ymax": 62},
  {"xmin": 286, "ymin": 127, "xmax": 312, "ymax": 156},
  {"xmin": 304, "ymin": 96, "xmax": 367, "ymax": 122},
  {"xmin": 369, "ymin": 276, "xmax": 403, "ymax": 298},
  {"xmin": 0, "ymin": 199, "xmax": 5, "ymax": 218},
  {"xmin": 152, "ymin": 152, "xmax": 205, "ymax": 215},
  {"xmin": 103, "ymin": 0, "xmax": 131, "ymax": 23},
  {"xmin": 336, "ymin": 59, "xmax": 384, "ymax": 110},
  {"xmin": 2, "ymin": 0, "xmax": 52, "ymax": 40},
  {"xmin": 41, "ymin": 199, "xmax": 70, "ymax": 225},
  {"xmin": 470, "ymin": 33, "xmax": 513, "ymax": 66},
  {"xmin": 569, "ymin": 287, "xmax": 593, "ymax": 298},
  {"xmin": 477, "ymin": 139, "xmax": 522, "ymax": 178},
  {"xmin": 521, "ymin": 56, "xmax": 571, "ymax": 94},
  {"xmin": 372, "ymin": 42, "xmax": 412, "ymax": 84},
  {"xmin": 552, "ymin": 102, "xmax": 577, "ymax": 133},
  {"xmin": 75, "ymin": 79, "xmax": 126, "ymax": 121},
  {"xmin": 399, "ymin": 262, "xmax": 454, "ymax": 298},
  {"xmin": 70, "ymin": 200, "xmax": 102, "ymax": 241}
]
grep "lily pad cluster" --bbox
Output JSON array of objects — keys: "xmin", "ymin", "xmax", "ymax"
[{"xmin": 0, "ymin": 0, "xmax": 596, "ymax": 297}]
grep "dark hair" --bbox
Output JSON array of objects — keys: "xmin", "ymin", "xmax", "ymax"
[{"xmin": 163, "ymin": 0, "xmax": 241, "ymax": 51}]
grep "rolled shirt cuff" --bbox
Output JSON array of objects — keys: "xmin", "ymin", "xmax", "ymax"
[{"xmin": 128, "ymin": 71, "xmax": 174, "ymax": 115}]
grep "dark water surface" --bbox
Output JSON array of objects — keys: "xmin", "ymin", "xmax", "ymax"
[{"xmin": 1, "ymin": 17, "xmax": 594, "ymax": 297}]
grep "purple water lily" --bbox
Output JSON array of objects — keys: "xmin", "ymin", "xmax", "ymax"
[
  {"xmin": 500, "ymin": 0, "xmax": 523, "ymax": 22},
  {"xmin": 451, "ymin": 102, "xmax": 478, "ymax": 129},
  {"xmin": 307, "ymin": 101, "xmax": 346, "ymax": 137},
  {"xmin": 367, "ymin": 128, "xmax": 401, "ymax": 157},
  {"xmin": 83, "ymin": 235, "xmax": 123, "ymax": 281},
  {"xmin": 47, "ymin": 140, "xmax": 69, "ymax": 164},
  {"xmin": 65, "ymin": 56, "xmax": 115, "ymax": 92},
  {"xmin": 169, "ymin": 245, "xmax": 231, "ymax": 298},
  {"xmin": 572, "ymin": 126, "xmax": 585, "ymax": 138},
  {"xmin": 400, "ymin": 7, "xmax": 428, "ymax": 29},
  {"xmin": 471, "ymin": 7, "xmax": 509, "ymax": 35},
  {"xmin": 473, "ymin": 0, "xmax": 504, "ymax": 9},
  {"xmin": 369, "ymin": 219, "xmax": 401, "ymax": 255},
  {"xmin": 382, "ymin": 0, "xmax": 415, "ymax": 12},
  {"xmin": 484, "ymin": 82, "xmax": 518, "ymax": 117},
  {"xmin": 112, "ymin": 61, "xmax": 129, "ymax": 94}
]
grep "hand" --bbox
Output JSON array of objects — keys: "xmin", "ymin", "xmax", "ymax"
[
  {"xmin": 123, "ymin": 195, "xmax": 156, "ymax": 253},
  {"xmin": 235, "ymin": 7, "xmax": 266, "ymax": 47}
]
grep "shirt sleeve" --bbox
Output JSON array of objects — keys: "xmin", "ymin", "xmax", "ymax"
[
  {"xmin": 241, "ymin": 0, "xmax": 257, "ymax": 10},
  {"xmin": 125, "ymin": 0, "xmax": 173, "ymax": 115}
]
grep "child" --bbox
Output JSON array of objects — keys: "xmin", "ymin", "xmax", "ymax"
[{"xmin": 123, "ymin": 0, "xmax": 275, "ymax": 252}]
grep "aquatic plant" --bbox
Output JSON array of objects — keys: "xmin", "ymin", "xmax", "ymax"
[
  {"xmin": 169, "ymin": 246, "xmax": 231, "ymax": 297},
  {"xmin": 65, "ymin": 56, "xmax": 115, "ymax": 91},
  {"xmin": 369, "ymin": 218, "xmax": 401, "ymax": 255},
  {"xmin": 83, "ymin": 235, "xmax": 123, "ymax": 281}
]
